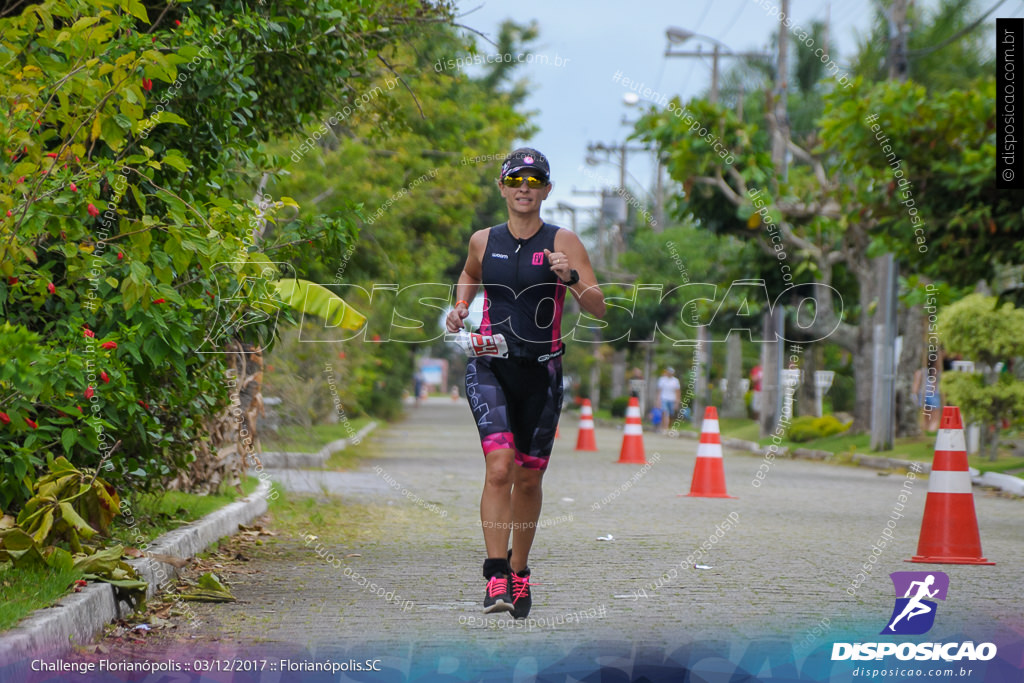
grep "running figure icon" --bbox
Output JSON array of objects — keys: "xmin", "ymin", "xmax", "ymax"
[{"xmin": 887, "ymin": 574, "xmax": 938, "ymax": 631}]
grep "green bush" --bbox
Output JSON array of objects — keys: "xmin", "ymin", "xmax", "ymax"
[
  {"xmin": 610, "ymin": 396, "xmax": 632, "ymax": 418},
  {"xmin": 787, "ymin": 415, "xmax": 850, "ymax": 442},
  {"xmin": 787, "ymin": 416, "xmax": 820, "ymax": 442},
  {"xmin": 0, "ymin": 0, "xmax": 447, "ymax": 511},
  {"xmin": 813, "ymin": 415, "xmax": 850, "ymax": 437}
]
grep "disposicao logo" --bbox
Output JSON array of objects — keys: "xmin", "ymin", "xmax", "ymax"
[
  {"xmin": 882, "ymin": 571, "xmax": 948, "ymax": 635},
  {"xmin": 831, "ymin": 571, "xmax": 997, "ymax": 662}
]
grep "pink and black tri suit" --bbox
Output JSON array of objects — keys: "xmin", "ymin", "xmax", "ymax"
[{"xmin": 464, "ymin": 222, "xmax": 567, "ymax": 471}]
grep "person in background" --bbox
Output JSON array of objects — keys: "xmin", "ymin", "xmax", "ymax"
[
  {"xmin": 750, "ymin": 364, "xmax": 763, "ymax": 419},
  {"xmin": 413, "ymin": 370, "xmax": 424, "ymax": 406},
  {"xmin": 648, "ymin": 404, "xmax": 663, "ymax": 432},
  {"xmin": 656, "ymin": 367, "xmax": 681, "ymax": 434}
]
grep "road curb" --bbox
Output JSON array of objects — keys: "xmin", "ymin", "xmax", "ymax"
[
  {"xmin": 0, "ymin": 480, "xmax": 271, "ymax": 670},
  {"xmin": 259, "ymin": 420, "xmax": 378, "ymax": 468}
]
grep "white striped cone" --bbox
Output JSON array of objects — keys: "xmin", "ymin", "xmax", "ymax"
[
  {"xmin": 686, "ymin": 406, "xmax": 735, "ymax": 498},
  {"xmin": 575, "ymin": 399, "xmax": 598, "ymax": 451},
  {"xmin": 617, "ymin": 396, "xmax": 647, "ymax": 464},
  {"xmin": 909, "ymin": 406, "xmax": 993, "ymax": 565}
]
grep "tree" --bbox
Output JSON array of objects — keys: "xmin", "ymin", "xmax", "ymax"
[
  {"xmin": 0, "ymin": 0, "xmax": 450, "ymax": 510},
  {"xmin": 633, "ymin": 1, "xmax": 1022, "ymax": 434},
  {"xmin": 939, "ymin": 294, "xmax": 1024, "ymax": 460},
  {"xmin": 260, "ymin": 19, "xmax": 538, "ymax": 419}
]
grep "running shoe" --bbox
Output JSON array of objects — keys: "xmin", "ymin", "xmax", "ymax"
[
  {"xmin": 511, "ymin": 568, "xmax": 532, "ymax": 619},
  {"xmin": 483, "ymin": 573, "xmax": 514, "ymax": 614}
]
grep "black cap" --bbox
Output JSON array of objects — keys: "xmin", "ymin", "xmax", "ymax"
[{"xmin": 500, "ymin": 147, "xmax": 550, "ymax": 181}]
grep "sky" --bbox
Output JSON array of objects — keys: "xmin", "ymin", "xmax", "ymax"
[{"xmin": 450, "ymin": 0, "xmax": 1024, "ymax": 227}]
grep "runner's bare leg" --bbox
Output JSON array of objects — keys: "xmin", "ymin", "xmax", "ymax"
[
  {"xmin": 480, "ymin": 448, "xmax": 515, "ymax": 558},
  {"xmin": 509, "ymin": 465, "xmax": 544, "ymax": 573}
]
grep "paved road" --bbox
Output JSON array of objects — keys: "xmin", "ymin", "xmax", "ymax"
[{"xmin": 87, "ymin": 397, "xmax": 1023, "ymax": 678}]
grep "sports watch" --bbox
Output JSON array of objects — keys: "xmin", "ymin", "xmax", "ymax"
[{"xmin": 560, "ymin": 269, "xmax": 580, "ymax": 286}]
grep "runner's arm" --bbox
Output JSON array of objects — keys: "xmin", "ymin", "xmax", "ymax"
[
  {"xmin": 555, "ymin": 230, "xmax": 605, "ymax": 319},
  {"xmin": 446, "ymin": 229, "xmax": 486, "ymax": 332}
]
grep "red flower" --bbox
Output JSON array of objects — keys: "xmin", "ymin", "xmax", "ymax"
[
  {"xmin": 138, "ymin": 400, "xmax": 150, "ymax": 410},
  {"xmin": 0, "ymin": 412, "xmax": 9, "ymax": 424},
  {"xmin": 142, "ymin": 78, "xmax": 153, "ymax": 91},
  {"xmin": 76, "ymin": 406, "xmax": 83, "ymax": 413},
  {"xmin": 153, "ymin": 298, "xmax": 166, "ymax": 304},
  {"xmin": 117, "ymin": 252, "xmax": 124, "ymax": 260},
  {"xmin": 84, "ymin": 328, "xmax": 95, "ymax": 338},
  {"xmin": 174, "ymin": 19, "xmax": 181, "ymax": 26},
  {"xmin": 100, "ymin": 371, "xmax": 109, "ymax": 383},
  {"xmin": 87, "ymin": 203, "xmax": 99, "ymax": 217},
  {"xmin": 16, "ymin": 176, "xmax": 24, "ymax": 183},
  {"xmin": 45, "ymin": 152, "xmax": 58, "ymax": 158},
  {"xmin": 47, "ymin": 282, "xmax": 55, "ymax": 294},
  {"xmin": 5, "ymin": 211, "xmax": 11, "ymax": 217},
  {"xmin": 69, "ymin": 182, "xmax": 77, "ymax": 192},
  {"xmin": 101, "ymin": 341, "xmax": 117, "ymax": 349},
  {"xmin": 85, "ymin": 386, "xmax": 95, "ymax": 400},
  {"xmin": 7, "ymin": 277, "xmax": 17, "ymax": 285},
  {"xmin": 24, "ymin": 417, "xmax": 37, "ymax": 429}
]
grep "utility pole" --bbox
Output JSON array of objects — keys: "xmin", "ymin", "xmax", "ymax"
[
  {"xmin": 870, "ymin": 255, "xmax": 898, "ymax": 450},
  {"xmin": 570, "ymin": 188, "xmax": 607, "ymax": 267},
  {"xmin": 663, "ymin": 30, "xmax": 770, "ymax": 106},
  {"xmin": 823, "ymin": 3, "xmax": 830, "ymax": 58},
  {"xmin": 771, "ymin": 0, "xmax": 791, "ymax": 175},
  {"xmin": 887, "ymin": 0, "xmax": 910, "ymax": 81},
  {"xmin": 869, "ymin": 0, "xmax": 910, "ymax": 449},
  {"xmin": 761, "ymin": 0, "xmax": 790, "ymax": 437},
  {"xmin": 585, "ymin": 141, "xmax": 646, "ymax": 269}
]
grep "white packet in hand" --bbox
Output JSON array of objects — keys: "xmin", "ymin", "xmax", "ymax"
[{"xmin": 452, "ymin": 330, "xmax": 509, "ymax": 358}]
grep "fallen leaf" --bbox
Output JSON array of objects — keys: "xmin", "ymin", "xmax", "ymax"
[{"xmin": 145, "ymin": 552, "xmax": 190, "ymax": 568}]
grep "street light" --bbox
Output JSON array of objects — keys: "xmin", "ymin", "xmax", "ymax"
[
  {"xmin": 666, "ymin": 27, "xmax": 728, "ymax": 49},
  {"xmin": 663, "ymin": 26, "xmax": 770, "ymax": 105}
]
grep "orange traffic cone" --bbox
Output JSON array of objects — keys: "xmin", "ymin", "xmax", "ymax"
[
  {"xmin": 908, "ymin": 406, "xmax": 994, "ymax": 565},
  {"xmin": 617, "ymin": 396, "xmax": 647, "ymax": 464},
  {"xmin": 686, "ymin": 407, "xmax": 735, "ymax": 498},
  {"xmin": 575, "ymin": 399, "xmax": 598, "ymax": 451}
]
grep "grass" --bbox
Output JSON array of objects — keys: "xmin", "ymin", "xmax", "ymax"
[
  {"xmin": 107, "ymin": 476, "xmax": 261, "ymax": 547},
  {"xmin": 324, "ymin": 434, "xmax": 373, "ymax": 471},
  {"xmin": 0, "ymin": 563, "xmax": 83, "ymax": 631},
  {"xmin": 1, "ymin": 477, "xmax": 261, "ymax": 632},
  {"xmin": 717, "ymin": 417, "xmax": 759, "ymax": 441},
  {"xmin": 262, "ymin": 417, "xmax": 373, "ymax": 454},
  {"xmin": 264, "ymin": 484, "xmax": 423, "ymax": 548}
]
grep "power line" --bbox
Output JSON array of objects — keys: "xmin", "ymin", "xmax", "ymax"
[
  {"xmin": 719, "ymin": 0, "xmax": 750, "ymax": 40},
  {"xmin": 906, "ymin": 0, "xmax": 1007, "ymax": 56}
]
